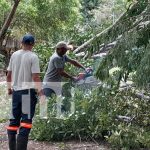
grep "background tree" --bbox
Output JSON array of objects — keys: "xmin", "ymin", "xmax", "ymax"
[
  {"xmin": 0, "ymin": 0, "xmax": 20, "ymax": 46},
  {"xmin": 12, "ymin": 0, "xmax": 81, "ymax": 42},
  {"xmin": 0, "ymin": 0, "xmax": 20, "ymax": 66}
]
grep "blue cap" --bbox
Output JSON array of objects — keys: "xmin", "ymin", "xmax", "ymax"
[{"xmin": 22, "ymin": 34, "xmax": 35, "ymax": 45}]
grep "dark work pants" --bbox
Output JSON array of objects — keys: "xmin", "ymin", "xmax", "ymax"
[
  {"xmin": 43, "ymin": 88, "xmax": 55, "ymax": 97},
  {"xmin": 7, "ymin": 89, "xmax": 37, "ymax": 136},
  {"xmin": 43, "ymin": 87, "xmax": 66, "ymax": 112}
]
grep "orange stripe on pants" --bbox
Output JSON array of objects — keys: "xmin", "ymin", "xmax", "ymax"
[
  {"xmin": 6, "ymin": 126, "xmax": 19, "ymax": 131},
  {"xmin": 20, "ymin": 123, "xmax": 32, "ymax": 129}
]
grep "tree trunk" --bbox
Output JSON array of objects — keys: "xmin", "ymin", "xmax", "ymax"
[
  {"xmin": 0, "ymin": 0, "xmax": 20, "ymax": 69},
  {"xmin": 0, "ymin": 0, "xmax": 20, "ymax": 47}
]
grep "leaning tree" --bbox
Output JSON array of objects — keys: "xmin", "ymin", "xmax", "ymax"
[
  {"xmin": 73, "ymin": 0, "xmax": 150, "ymax": 88},
  {"xmin": 0, "ymin": 0, "xmax": 20, "ymax": 67}
]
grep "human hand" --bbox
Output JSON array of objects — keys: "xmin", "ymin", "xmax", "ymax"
[
  {"xmin": 38, "ymin": 89, "xmax": 44, "ymax": 97},
  {"xmin": 71, "ymin": 76, "xmax": 79, "ymax": 82},
  {"xmin": 37, "ymin": 90, "xmax": 46, "ymax": 103},
  {"xmin": 85, "ymin": 67, "xmax": 93, "ymax": 74},
  {"xmin": 8, "ymin": 88, "xmax": 12, "ymax": 95}
]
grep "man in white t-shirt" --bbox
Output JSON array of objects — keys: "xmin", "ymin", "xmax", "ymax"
[{"xmin": 6, "ymin": 34, "xmax": 43, "ymax": 150}]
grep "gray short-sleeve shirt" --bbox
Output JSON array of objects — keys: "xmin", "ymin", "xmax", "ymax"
[{"xmin": 43, "ymin": 52, "xmax": 71, "ymax": 83}]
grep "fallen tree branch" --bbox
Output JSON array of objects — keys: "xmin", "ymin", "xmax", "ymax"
[{"xmin": 73, "ymin": 1, "xmax": 148, "ymax": 54}]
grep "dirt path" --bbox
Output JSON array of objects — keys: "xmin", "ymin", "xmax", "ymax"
[{"xmin": 0, "ymin": 122, "xmax": 110, "ymax": 150}]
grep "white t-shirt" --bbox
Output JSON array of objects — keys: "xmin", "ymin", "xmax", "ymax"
[{"xmin": 7, "ymin": 49, "xmax": 40, "ymax": 91}]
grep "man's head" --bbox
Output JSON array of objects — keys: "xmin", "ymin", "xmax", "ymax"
[
  {"xmin": 56, "ymin": 41, "xmax": 70, "ymax": 56},
  {"xmin": 21, "ymin": 34, "xmax": 35, "ymax": 50}
]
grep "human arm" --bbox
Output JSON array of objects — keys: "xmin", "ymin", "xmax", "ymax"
[
  {"xmin": 32, "ymin": 73, "xmax": 43, "ymax": 96},
  {"xmin": 56, "ymin": 68, "xmax": 75, "ymax": 80},
  {"xmin": 68, "ymin": 59, "xmax": 86, "ymax": 71},
  {"xmin": 7, "ymin": 56, "xmax": 13, "ymax": 95},
  {"xmin": 31, "ymin": 55, "xmax": 43, "ymax": 95},
  {"xmin": 6, "ymin": 71, "xmax": 12, "ymax": 95},
  {"xmin": 54, "ymin": 57, "xmax": 77, "ymax": 80}
]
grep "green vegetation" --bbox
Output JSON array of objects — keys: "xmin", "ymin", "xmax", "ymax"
[
  {"xmin": 31, "ymin": 84, "xmax": 150, "ymax": 149},
  {"xmin": 0, "ymin": 0, "xmax": 150, "ymax": 149}
]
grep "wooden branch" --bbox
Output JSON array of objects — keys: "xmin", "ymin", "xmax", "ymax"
[
  {"xmin": 83, "ymin": 51, "xmax": 89, "ymax": 60},
  {"xmin": 116, "ymin": 115, "xmax": 132, "ymax": 122},
  {"xmin": 73, "ymin": 2, "xmax": 147, "ymax": 54},
  {"xmin": 75, "ymin": 52, "xmax": 85, "ymax": 57},
  {"xmin": 91, "ymin": 41, "xmax": 117, "ymax": 57},
  {"xmin": 73, "ymin": 24, "xmax": 115, "ymax": 54},
  {"xmin": 75, "ymin": 41, "xmax": 116, "ymax": 58},
  {"xmin": 0, "ymin": 0, "xmax": 20, "ymax": 43},
  {"xmin": 92, "ymin": 53, "xmax": 107, "ymax": 59},
  {"xmin": 119, "ymin": 83, "xmax": 150, "ymax": 101},
  {"xmin": 99, "ymin": 41, "xmax": 117, "ymax": 53},
  {"xmin": 134, "ymin": 92, "xmax": 150, "ymax": 100},
  {"xmin": 93, "ymin": 19, "xmax": 150, "ymax": 58}
]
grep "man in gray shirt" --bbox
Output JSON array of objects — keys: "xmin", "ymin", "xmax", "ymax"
[{"xmin": 43, "ymin": 41, "xmax": 86, "ymax": 97}]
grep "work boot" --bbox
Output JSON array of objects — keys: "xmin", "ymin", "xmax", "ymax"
[
  {"xmin": 8, "ymin": 134, "xmax": 16, "ymax": 150},
  {"xmin": 16, "ymin": 135, "xmax": 28, "ymax": 150}
]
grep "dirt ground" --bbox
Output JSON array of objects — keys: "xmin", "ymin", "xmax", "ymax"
[{"xmin": 0, "ymin": 122, "xmax": 110, "ymax": 150}]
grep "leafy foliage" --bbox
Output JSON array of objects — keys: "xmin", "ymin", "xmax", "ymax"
[
  {"xmin": 13, "ymin": 0, "xmax": 81, "ymax": 42},
  {"xmin": 31, "ymin": 85, "xmax": 150, "ymax": 149},
  {"xmin": 0, "ymin": 0, "xmax": 10, "ymax": 28},
  {"xmin": 33, "ymin": 43, "xmax": 53, "ymax": 74},
  {"xmin": 80, "ymin": 0, "xmax": 101, "ymax": 22},
  {"xmin": 95, "ymin": 0, "xmax": 150, "ymax": 89}
]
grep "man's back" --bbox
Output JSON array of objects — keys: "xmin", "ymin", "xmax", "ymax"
[{"xmin": 8, "ymin": 49, "xmax": 40, "ymax": 90}]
